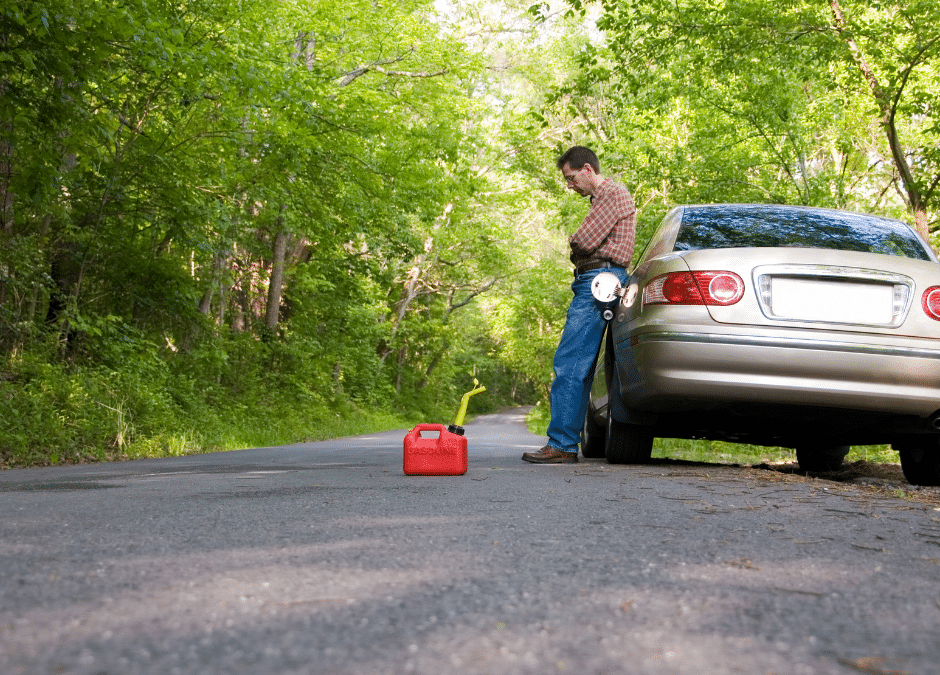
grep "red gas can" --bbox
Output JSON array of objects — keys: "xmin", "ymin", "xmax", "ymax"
[{"xmin": 403, "ymin": 423, "xmax": 468, "ymax": 476}]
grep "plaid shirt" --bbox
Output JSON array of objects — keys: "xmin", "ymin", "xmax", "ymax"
[{"xmin": 568, "ymin": 179, "xmax": 636, "ymax": 268}]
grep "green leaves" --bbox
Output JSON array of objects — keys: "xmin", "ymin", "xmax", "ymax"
[
  {"xmin": 1, "ymin": 0, "xmax": 537, "ymax": 447},
  {"xmin": 558, "ymin": 0, "xmax": 940, "ymax": 239}
]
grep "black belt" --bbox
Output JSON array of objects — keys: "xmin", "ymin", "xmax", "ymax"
[{"xmin": 574, "ymin": 260, "xmax": 613, "ymax": 277}]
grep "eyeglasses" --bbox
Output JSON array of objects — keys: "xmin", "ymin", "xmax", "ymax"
[{"xmin": 563, "ymin": 168, "xmax": 582, "ymax": 184}]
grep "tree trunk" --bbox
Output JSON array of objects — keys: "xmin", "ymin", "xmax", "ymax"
[
  {"xmin": 417, "ymin": 337, "xmax": 449, "ymax": 390},
  {"xmin": 197, "ymin": 285, "xmax": 214, "ymax": 316},
  {"xmin": 830, "ymin": 0, "xmax": 930, "ymax": 241},
  {"xmin": 230, "ymin": 276, "xmax": 247, "ymax": 333},
  {"xmin": 0, "ymin": 33, "xmax": 12, "ymax": 235},
  {"xmin": 264, "ymin": 228, "xmax": 288, "ymax": 338},
  {"xmin": 197, "ymin": 252, "xmax": 228, "ymax": 317},
  {"xmin": 45, "ymin": 239, "xmax": 85, "ymax": 352}
]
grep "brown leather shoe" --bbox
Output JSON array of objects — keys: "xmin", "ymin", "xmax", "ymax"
[{"xmin": 521, "ymin": 445, "xmax": 579, "ymax": 464}]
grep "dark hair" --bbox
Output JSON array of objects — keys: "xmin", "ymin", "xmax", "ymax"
[{"xmin": 557, "ymin": 146, "xmax": 600, "ymax": 173}]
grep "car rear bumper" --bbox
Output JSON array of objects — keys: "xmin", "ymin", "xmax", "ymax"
[{"xmin": 614, "ymin": 329, "xmax": 940, "ymax": 417}]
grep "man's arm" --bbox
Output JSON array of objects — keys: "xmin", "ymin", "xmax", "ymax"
[{"xmin": 569, "ymin": 186, "xmax": 636, "ymax": 255}]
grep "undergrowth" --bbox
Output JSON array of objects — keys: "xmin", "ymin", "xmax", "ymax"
[{"xmin": 0, "ymin": 339, "xmax": 480, "ymax": 469}]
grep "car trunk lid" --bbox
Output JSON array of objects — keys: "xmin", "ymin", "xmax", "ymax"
[{"xmin": 675, "ymin": 247, "xmax": 940, "ymax": 338}]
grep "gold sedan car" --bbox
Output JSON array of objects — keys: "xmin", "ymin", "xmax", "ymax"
[{"xmin": 583, "ymin": 204, "xmax": 940, "ymax": 485}]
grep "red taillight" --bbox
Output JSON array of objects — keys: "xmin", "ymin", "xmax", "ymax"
[
  {"xmin": 643, "ymin": 271, "xmax": 745, "ymax": 306},
  {"xmin": 922, "ymin": 286, "xmax": 940, "ymax": 320},
  {"xmin": 699, "ymin": 271, "xmax": 746, "ymax": 305}
]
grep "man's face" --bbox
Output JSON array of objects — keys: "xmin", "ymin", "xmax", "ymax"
[{"xmin": 561, "ymin": 162, "xmax": 592, "ymax": 196}]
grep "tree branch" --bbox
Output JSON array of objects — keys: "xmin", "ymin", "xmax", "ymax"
[{"xmin": 338, "ymin": 50, "xmax": 446, "ymax": 87}]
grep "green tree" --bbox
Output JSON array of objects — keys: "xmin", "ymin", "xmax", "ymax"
[
  {"xmin": 577, "ymin": 0, "xmax": 940, "ymax": 243},
  {"xmin": 0, "ymin": 0, "xmax": 540, "ymax": 466}
]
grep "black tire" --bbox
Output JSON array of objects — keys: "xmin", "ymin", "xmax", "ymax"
[
  {"xmin": 795, "ymin": 445, "xmax": 850, "ymax": 472},
  {"xmin": 897, "ymin": 444, "xmax": 940, "ymax": 486},
  {"xmin": 581, "ymin": 408, "xmax": 607, "ymax": 458},
  {"xmin": 605, "ymin": 414, "xmax": 654, "ymax": 464}
]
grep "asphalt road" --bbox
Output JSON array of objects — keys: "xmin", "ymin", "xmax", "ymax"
[{"xmin": 2, "ymin": 408, "xmax": 939, "ymax": 675}]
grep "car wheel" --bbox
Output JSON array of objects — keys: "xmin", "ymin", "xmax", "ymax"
[
  {"xmin": 605, "ymin": 415, "xmax": 654, "ymax": 464},
  {"xmin": 897, "ymin": 444, "xmax": 940, "ymax": 486},
  {"xmin": 581, "ymin": 409, "xmax": 607, "ymax": 459},
  {"xmin": 795, "ymin": 445, "xmax": 849, "ymax": 472}
]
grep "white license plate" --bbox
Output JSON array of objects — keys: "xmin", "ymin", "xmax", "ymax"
[{"xmin": 770, "ymin": 277, "xmax": 893, "ymax": 324}]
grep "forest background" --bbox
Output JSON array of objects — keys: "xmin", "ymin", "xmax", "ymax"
[{"xmin": 3, "ymin": 0, "xmax": 940, "ymax": 468}]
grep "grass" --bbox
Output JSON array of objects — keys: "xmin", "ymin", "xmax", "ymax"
[
  {"xmin": 525, "ymin": 405, "xmax": 900, "ymax": 466},
  {"xmin": 0, "ymin": 390, "xmax": 420, "ymax": 469},
  {"xmin": 652, "ymin": 437, "xmax": 898, "ymax": 466},
  {"xmin": 115, "ymin": 408, "xmax": 417, "ymax": 463}
]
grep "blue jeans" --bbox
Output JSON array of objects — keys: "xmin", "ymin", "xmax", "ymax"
[{"xmin": 546, "ymin": 266, "xmax": 630, "ymax": 452}]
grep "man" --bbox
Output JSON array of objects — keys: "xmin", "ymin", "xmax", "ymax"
[{"xmin": 522, "ymin": 146, "xmax": 636, "ymax": 464}]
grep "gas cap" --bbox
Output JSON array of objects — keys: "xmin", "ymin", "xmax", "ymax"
[{"xmin": 591, "ymin": 271, "xmax": 622, "ymax": 303}]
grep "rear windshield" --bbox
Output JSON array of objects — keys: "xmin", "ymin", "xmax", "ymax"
[{"xmin": 674, "ymin": 205, "xmax": 932, "ymax": 260}]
